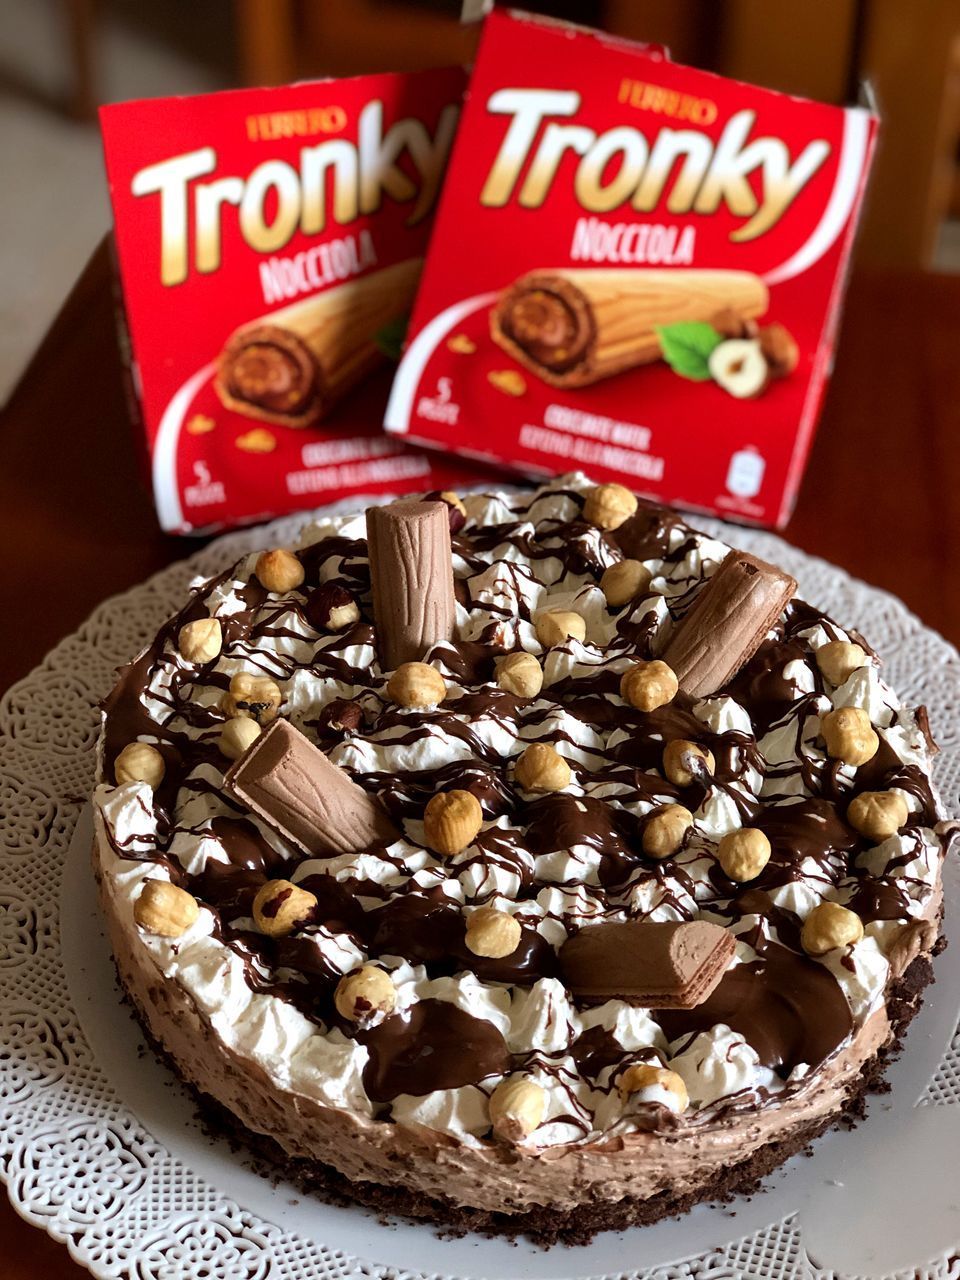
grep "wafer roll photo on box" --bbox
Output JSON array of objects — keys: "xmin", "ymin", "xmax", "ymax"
[
  {"xmin": 491, "ymin": 268, "xmax": 768, "ymax": 388},
  {"xmin": 100, "ymin": 66, "xmax": 479, "ymax": 534},
  {"xmin": 215, "ymin": 259, "xmax": 423, "ymax": 428}
]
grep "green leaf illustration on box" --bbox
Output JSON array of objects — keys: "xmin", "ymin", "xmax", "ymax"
[
  {"xmin": 374, "ymin": 314, "xmax": 410, "ymax": 362},
  {"xmin": 656, "ymin": 322, "xmax": 724, "ymax": 381}
]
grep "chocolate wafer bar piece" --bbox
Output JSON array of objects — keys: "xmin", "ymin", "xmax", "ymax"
[
  {"xmin": 661, "ymin": 550, "xmax": 797, "ymax": 698},
  {"xmin": 559, "ymin": 920, "xmax": 735, "ymax": 1009},
  {"xmin": 224, "ymin": 719, "xmax": 397, "ymax": 856},
  {"xmin": 366, "ymin": 499, "xmax": 456, "ymax": 670}
]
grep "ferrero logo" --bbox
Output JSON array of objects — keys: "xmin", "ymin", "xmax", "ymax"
[
  {"xmin": 132, "ymin": 99, "xmax": 460, "ymax": 286},
  {"xmin": 479, "ymin": 88, "xmax": 830, "ymax": 242}
]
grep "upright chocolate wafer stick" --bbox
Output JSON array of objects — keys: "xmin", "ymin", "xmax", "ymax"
[
  {"xmin": 661, "ymin": 551, "xmax": 797, "ymax": 698},
  {"xmin": 366, "ymin": 500, "xmax": 456, "ymax": 670},
  {"xmin": 225, "ymin": 719, "xmax": 397, "ymax": 856},
  {"xmin": 560, "ymin": 920, "xmax": 734, "ymax": 1009}
]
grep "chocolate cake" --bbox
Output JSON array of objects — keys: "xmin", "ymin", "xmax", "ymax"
[{"xmin": 93, "ymin": 474, "xmax": 949, "ymax": 1243}]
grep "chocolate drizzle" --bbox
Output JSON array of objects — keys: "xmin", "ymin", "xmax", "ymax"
[
  {"xmin": 361, "ymin": 1000, "xmax": 512, "ymax": 1101},
  {"xmin": 658, "ymin": 939, "xmax": 853, "ymax": 1076}
]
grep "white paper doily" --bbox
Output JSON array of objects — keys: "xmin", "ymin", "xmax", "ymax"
[{"xmin": 2, "ymin": 493, "xmax": 960, "ymax": 1280}]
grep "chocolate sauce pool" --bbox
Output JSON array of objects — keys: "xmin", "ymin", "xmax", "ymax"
[{"xmin": 98, "ymin": 482, "xmax": 942, "ymax": 1114}]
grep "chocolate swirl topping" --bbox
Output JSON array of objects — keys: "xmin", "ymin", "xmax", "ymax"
[{"xmin": 97, "ymin": 477, "xmax": 945, "ymax": 1131}]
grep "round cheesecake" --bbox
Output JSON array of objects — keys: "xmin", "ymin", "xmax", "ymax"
[{"xmin": 93, "ymin": 473, "xmax": 948, "ymax": 1243}]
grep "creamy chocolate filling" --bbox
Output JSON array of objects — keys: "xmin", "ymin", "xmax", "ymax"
[
  {"xmin": 218, "ymin": 324, "xmax": 321, "ymax": 417},
  {"xmin": 498, "ymin": 279, "xmax": 594, "ymax": 373}
]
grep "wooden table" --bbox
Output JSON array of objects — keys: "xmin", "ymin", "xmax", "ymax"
[{"xmin": 1, "ymin": 242, "xmax": 958, "ymax": 1275}]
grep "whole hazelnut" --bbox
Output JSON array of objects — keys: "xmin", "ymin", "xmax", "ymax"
[
  {"xmin": 386, "ymin": 662, "xmax": 446, "ymax": 708},
  {"xmin": 619, "ymin": 1063, "xmax": 689, "ymax": 1112},
  {"xmin": 255, "ymin": 548, "xmax": 305, "ymax": 593},
  {"xmin": 717, "ymin": 827, "xmax": 771, "ymax": 882},
  {"xmin": 600, "ymin": 560, "xmax": 651, "ymax": 607},
  {"xmin": 306, "ymin": 582, "xmax": 360, "ymax": 632},
  {"xmin": 317, "ymin": 698, "xmax": 364, "ymax": 736},
  {"xmin": 535, "ymin": 610, "xmax": 587, "ymax": 648},
  {"xmin": 178, "ymin": 617, "xmax": 222, "ymax": 664},
  {"xmin": 496, "ymin": 652, "xmax": 543, "ymax": 698},
  {"xmin": 620, "ymin": 659, "xmax": 679, "ymax": 712},
  {"xmin": 847, "ymin": 790, "xmax": 909, "ymax": 842},
  {"xmin": 582, "ymin": 483, "xmax": 638, "ymax": 531},
  {"xmin": 134, "ymin": 879, "xmax": 200, "ymax": 937},
  {"xmin": 710, "ymin": 307, "xmax": 758, "ymax": 340},
  {"xmin": 489, "ymin": 1077, "xmax": 547, "ymax": 1142},
  {"xmin": 219, "ymin": 716, "xmax": 262, "ymax": 760},
  {"xmin": 801, "ymin": 901, "xmax": 864, "ymax": 956},
  {"xmin": 115, "ymin": 742, "xmax": 166, "ymax": 789},
  {"xmin": 642, "ymin": 804, "xmax": 693, "ymax": 859},
  {"xmin": 439, "ymin": 490, "xmax": 467, "ymax": 533},
  {"xmin": 222, "ymin": 672, "xmax": 283, "ymax": 724},
  {"xmin": 821, "ymin": 706, "xmax": 879, "ymax": 766},
  {"xmin": 515, "ymin": 742, "xmax": 571, "ymax": 793},
  {"xmin": 334, "ymin": 966, "xmax": 396, "ymax": 1022},
  {"xmin": 759, "ymin": 322, "xmax": 800, "ymax": 377},
  {"xmin": 252, "ymin": 879, "xmax": 318, "ymax": 937},
  {"xmin": 423, "ymin": 789, "xmax": 483, "ymax": 855},
  {"xmin": 663, "ymin": 739, "xmax": 715, "ymax": 787},
  {"xmin": 465, "ymin": 906, "xmax": 522, "ymax": 958},
  {"xmin": 816, "ymin": 640, "xmax": 867, "ymax": 687}
]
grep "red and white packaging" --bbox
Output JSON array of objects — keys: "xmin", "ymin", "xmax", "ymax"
[
  {"xmin": 100, "ymin": 68, "xmax": 480, "ymax": 534},
  {"xmin": 386, "ymin": 10, "xmax": 878, "ymax": 527}
]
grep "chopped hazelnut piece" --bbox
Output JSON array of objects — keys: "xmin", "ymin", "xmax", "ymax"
[
  {"xmin": 488, "ymin": 369, "xmax": 526, "ymax": 396},
  {"xmin": 306, "ymin": 582, "xmax": 360, "ymax": 632}
]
